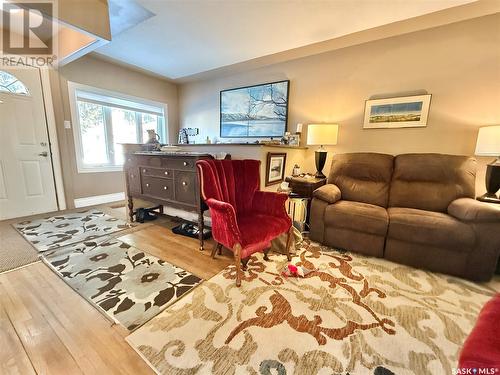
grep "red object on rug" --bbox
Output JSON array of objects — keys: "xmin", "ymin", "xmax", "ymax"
[
  {"xmin": 458, "ymin": 293, "xmax": 500, "ymax": 370},
  {"xmin": 196, "ymin": 159, "xmax": 292, "ymax": 286}
]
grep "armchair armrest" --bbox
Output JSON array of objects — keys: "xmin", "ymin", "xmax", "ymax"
[
  {"xmin": 252, "ymin": 191, "xmax": 290, "ymax": 221},
  {"xmin": 448, "ymin": 198, "xmax": 500, "ymax": 223},
  {"xmin": 206, "ymin": 198, "xmax": 242, "ymax": 247},
  {"xmin": 313, "ymin": 184, "xmax": 341, "ymax": 204}
]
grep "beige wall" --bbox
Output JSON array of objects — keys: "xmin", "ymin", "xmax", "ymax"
[
  {"xmin": 50, "ymin": 55, "xmax": 178, "ymax": 206},
  {"xmin": 179, "ymin": 14, "xmax": 500, "ymax": 195}
]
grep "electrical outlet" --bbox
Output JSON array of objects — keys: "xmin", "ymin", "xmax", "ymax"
[{"xmin": 64, "ymin": 120, "xmax": 71, "ymax": 129}]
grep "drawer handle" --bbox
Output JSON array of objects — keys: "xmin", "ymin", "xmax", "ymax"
[
  {"xmin": 143, "ymin": 169, "xmax": 147, "ymax": 173},
  {"xmin": 183, "ymin": 162, "xmax": 188, "ymax": 166},
  {"xmin": 146, "ymin": 183, "xmax": 150, "ymax": 187},
  {"xmin": 182, "ymin": 181, "xmax": 187, "ymax": 186},
  {"xmin": 164, "ymin": 171, "xmax": 169, "ymax": 176},
  {"xmin": 163, "ymin": 186, "xmax": 168, "ymax": 190}
]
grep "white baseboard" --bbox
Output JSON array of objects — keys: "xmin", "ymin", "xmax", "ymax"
[{"xmin": 74, "ymin": 192, "xmax": 126, "ymax": 208}]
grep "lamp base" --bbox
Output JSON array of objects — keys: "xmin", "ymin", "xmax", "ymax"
[
  {"xmin": 477, "ymin": 162, "xmax": 500, "ymax": 204},
  {"xmin": 315, "ymin": 149, "xmax": 327, "ymax": 179}
]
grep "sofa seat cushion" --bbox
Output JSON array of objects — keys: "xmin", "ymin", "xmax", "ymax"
[
  {"xmin": 387, "ymin": 207, "xmax": 475, "ymax": 251},
  {"xmin": 324, "ymin": 200, "xmax": 388, "ymax": 236}
]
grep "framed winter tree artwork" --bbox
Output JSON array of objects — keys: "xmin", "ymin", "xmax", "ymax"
[{"xmin": 220, "ymin": 80, "xmax": 290, "ymax": 138}]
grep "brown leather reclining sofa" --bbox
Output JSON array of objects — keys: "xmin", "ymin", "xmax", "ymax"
[{"xmin": 310, "ymin": 153, "xmax": 500, "ymax": 281}]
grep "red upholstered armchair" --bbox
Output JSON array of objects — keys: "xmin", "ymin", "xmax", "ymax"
[{"xmin": 196, "ymin": 159, "xmax": 293, "ymax": 286}]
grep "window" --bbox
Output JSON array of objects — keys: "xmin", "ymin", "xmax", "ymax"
[
  {"xmin": 0, "ymin": 71, "xmax": 30, "ymax": 95},
  {"xmin": 68, "ymin": 82, "xmax": 167, "ymax": 173}
]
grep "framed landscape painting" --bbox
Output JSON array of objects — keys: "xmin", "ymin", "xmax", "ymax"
[
  {"xmin": 363, "ymin": 94, "xmax": 432, "ymax": 129},
  {"xmin": 220, "ymin": 80, "xmax": 290, "ymax": 138},
  {"xmin": 265, "ymin": 152, "xmax": 286, "ymax": 186}
]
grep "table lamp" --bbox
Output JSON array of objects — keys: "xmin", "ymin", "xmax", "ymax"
[
  {"xmin": 475, "ymin": 125, "xmax": 500, "ymax": 202},
  {"xmin": 307, "ymin": 124, "xmax": 339, "ymax": 178}
]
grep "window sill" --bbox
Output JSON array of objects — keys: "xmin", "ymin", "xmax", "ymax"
[{"xmin": 77, "ymin": 166, "xmax": 124, "ymax": 174}]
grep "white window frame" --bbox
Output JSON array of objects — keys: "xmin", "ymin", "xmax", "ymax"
[{"xmin": 68, "ymin": 81, "xmax": 168, "ymax": 173}]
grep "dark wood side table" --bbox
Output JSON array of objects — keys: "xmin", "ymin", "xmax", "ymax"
[{"xmin": 285, "ymin": 175, "xmax": 327, "ymax": 226}]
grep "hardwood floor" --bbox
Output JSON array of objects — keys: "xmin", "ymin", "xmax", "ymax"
[
  {"xmin": 0, "ymin": 217, "xmax": 234, "ymax": 375},
  {"xmin": 118, "ymin": 225, "xmax": 233, "ymax": 280}
]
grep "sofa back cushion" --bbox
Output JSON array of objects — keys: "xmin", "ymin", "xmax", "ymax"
[
  {"xmin": 389, "ymin": 153, "xmax": 476, "ymax": 212},
  {"xmin": 328, "ymin": 153, "xmax": 394, "ymax": 208}
]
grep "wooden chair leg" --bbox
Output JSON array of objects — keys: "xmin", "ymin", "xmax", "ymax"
[
  {"xmin": 217, "ymin": 243, "xmax": 223, "ymax": 255},
  {"xmin": 211, "ymin": 243, "xmax": 220, "ymax": 259},
  {"xmin": 285, "ymin": 226, "xmax": 293, "ymax": 261},
  {"xmin": 241, "ymin": 257, "xmax": 249, "ymax": 271},
  {"xmin": 233, "ymin": 243, "xmax": 242, "ymax": 287},
  {"xmin": 263, "ymin": 248, "xmax": 271, "ymax": 261}
]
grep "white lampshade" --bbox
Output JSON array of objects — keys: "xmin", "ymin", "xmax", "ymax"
[
  {"xmin": 307, "ymin": 124, "xmax": 339, "ymax": 146},
  {"xmin": 475, "ymin": 126, "xmax": 500, "ymax": 156}
]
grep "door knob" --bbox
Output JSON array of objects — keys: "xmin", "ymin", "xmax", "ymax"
[{"xmin": 38, "ymin": 151, "xmax": 48, "ymax": 157}]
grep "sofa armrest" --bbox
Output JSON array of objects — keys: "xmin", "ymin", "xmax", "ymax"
[
  {"xmin": 313, "ymin": 184, "xmax": 341, "ymax": 204},
  {"xmin": 448, "ymin": 198, "xmax": 500, "ymax": 223}
]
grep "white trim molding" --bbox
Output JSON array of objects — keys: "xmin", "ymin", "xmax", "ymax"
[
  {"xmin": 67, "ymin": 81, "xmax": 168, "ymax": 174},
  {"xmin": 39, "ymin": 68, "xmax": 67, "ymax": 210},
  {"xmin": 74, "ymin": 192, "xmax": 125, "ymax": 208}
]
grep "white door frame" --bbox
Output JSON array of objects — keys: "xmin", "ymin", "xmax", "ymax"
[{"xmin": 39, "ymin": 68, "xmax": 66, "ymax": 211}]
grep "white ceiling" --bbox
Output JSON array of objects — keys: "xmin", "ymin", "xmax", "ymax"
[{"xmin": 95, "ymin": 0, "xmax": 476, "ymax": 80}]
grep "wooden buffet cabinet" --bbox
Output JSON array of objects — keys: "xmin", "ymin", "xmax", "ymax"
[{"xmin": 124, "ymin": 151, "xmax": 213, "ymax": 250}]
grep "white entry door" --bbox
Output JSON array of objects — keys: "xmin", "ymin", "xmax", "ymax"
[{"xmin": 0, "ymin": 67, "xmax": 58, "ymax": 220}]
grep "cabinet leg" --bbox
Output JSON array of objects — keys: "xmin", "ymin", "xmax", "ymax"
[
  {"xmin": 211, "ymin": 243, "xmax": 221, "ymax": 259},
  {"xmin": 127, "ymin": 197, "xmax": 134, "ymax": 222},
  {"xmin": 198, "ymin": 210, "xmax": 204, "ymax": 251}
]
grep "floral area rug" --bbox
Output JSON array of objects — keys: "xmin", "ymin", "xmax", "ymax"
[
  {"xmin": 14, "ymin": 209, "xmax": 131, "ymax": 252},
  {"xmin": 42, "ymin": 237, "xmax": 202, "ymax": 331},
  {"xmin": 126, "ymin": 240, "xmax": 500, "ymax": 375}
]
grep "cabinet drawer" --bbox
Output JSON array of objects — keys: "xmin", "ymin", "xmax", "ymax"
[
  {"xmin": 124, "ymin": 156, "xmax": 136, "ymax": 169},
  {"xmin": 174, "ymin": 171, "xmax": 197, "ymax": 205},
  {"xmin": 127, "ymin": 167, "xmax": 141, "ymax": 194},
  {"xmin": 140, "ymin": 167, "xmax": 173, "ymax": 179},
  {"xmin": 171, "ymin": 158, "xmax": 196, "ymax": 171},
  {"xmin": 142, "ymin": 176, "xmax": 174, "ymax": 200}
]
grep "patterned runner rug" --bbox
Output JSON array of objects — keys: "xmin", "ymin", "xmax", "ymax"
[
  {"xmin": 127, "ymin": 240, "xmax": 500, "ymax": 375},
  {"xmin": 42, "ymin": 238, "xmax": 202, "ymax": 331},
  {"xmin": 14, "ymin": 209, "xmax": 131, "ymax": 252}
]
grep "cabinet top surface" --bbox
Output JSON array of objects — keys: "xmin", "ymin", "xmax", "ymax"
[{"xmin": 132, "ymin": 151, "xmax": 212, "ymax": 157}]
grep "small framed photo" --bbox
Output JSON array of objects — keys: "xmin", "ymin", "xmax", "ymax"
[
  {"xmin": 266, "ymin": 152, "xmax": 287, "ymax": 186},
  {"xmin": 363, "ymin": 94, "xmax": 432, "ymax": 129},
  {"xmin": 288, "ymin": 134, "xmax": 300, "ymax": 146}
]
